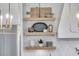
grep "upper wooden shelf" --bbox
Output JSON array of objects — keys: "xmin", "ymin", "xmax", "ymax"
[
  {"xmin": 24, "ymin": 32, "xmax": 56, "ymax": 36},
  {"xmin": 24, "ymin": 46, "xmax": 56, "ymax": 51},
  {"xmin": 23, "ymin": 16, "xmax": 56, "ymax": 21}
]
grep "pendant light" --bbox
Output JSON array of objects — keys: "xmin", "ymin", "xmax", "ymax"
[
  {"xmin": 0, "ymin": 3, "xmax": 13, "ymax": 29},
  {"xmin": 0, "ymin": 9, "xmax": 3, "ymax": 29},
  {"xmin": 76, "ymin": 13, "xmax": 79, "ymax": 27},
  {"xmin": 5, "ymin": 3, "xmax": 13, "ymax": 29}
]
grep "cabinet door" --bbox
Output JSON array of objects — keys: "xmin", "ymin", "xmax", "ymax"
[
  {"xmin": 70, "ymin": 3, "xmax": 79, "ymax": 32},
  {"xmin": 58, "ymin": 4, "xmax": 79, "ymax": 38}
]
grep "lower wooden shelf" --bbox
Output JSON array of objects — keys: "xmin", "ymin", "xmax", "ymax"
[
  {"xmin": 24, "ymin": 46, "xmax": 56, "ymax": 51},
  {"xmin": 24, "ymin": 32, "xmax": 56, "ymax": 36}
]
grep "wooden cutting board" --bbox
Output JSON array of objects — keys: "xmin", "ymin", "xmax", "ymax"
[{"xmin": 30, "ymin": 7, "xmax": 52, "ymax": 18}]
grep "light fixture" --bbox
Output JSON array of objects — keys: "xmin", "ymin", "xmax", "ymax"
[
  {"xmin": 0, "ymin": 3, "xmax": 13, "ymax": 29},
  {"xmin": 76, "ymin": 13, "xmax": 79, "ymax": 27},
  {"xmin": 5, "ymin": 13, "xmax": 10, "ymax": 19},
  {"xmin": 5, "ymin": 3, "xmax": 13, "ymax": 29},
  {"xmin": 0, "ymin": 9, "xmax": 3, "ymax": 29},
  {"xmin": 76, "ymin": 13, "xmax": 79, "ymax": 19}
]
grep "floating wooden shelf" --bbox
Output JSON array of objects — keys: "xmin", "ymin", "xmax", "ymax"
[
  {"xmin": 23, "ymin": 17, "xmax": 56, "ymax": 21},
  {"xmin": 24, "ymin": 46, "xmax": 56, "ymax": 50},
  {"xmin": 24, "ymin": 32, "xmax": 56, "ymax": 36}
]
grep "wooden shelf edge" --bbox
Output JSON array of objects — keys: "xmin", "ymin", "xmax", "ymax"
[
  {"xmin": 24, "ymin": 32, "xmax": 56, "ymax": 36},
  {"xmin": 24, "ymin": 46, "xmax": 56, "ymax": 50},
  {"xmin": 0, "ymin": 33, "xmax": 16, "ymax": 34},
  {"xmin": 23, "ymin": 17, "xmax": 56, "ymax": 21}
]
